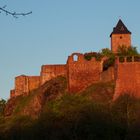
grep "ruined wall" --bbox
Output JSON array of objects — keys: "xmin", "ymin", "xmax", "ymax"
[
  {"xmin": 12, "ymin": 75, "xmax": 40, "ymax": 97},
  {"xmin": 40, "ymin": 65, "xmax": 67, "ymax": 85},
  {"xmin": 101, "ymin": 67, "xmax": 115, "ymax": 82},
  {"xmin": 111, "ymin": 34, "xmax": 131, "ymax": 53},
  {"xmin": 114, "ymin": 57, "xmax": 140, "ymax": 100},
  {"xmin": 10, "ymin": 90, "xmax": 15, "ymax": 98},
  {"xmin": 27, "ymin": 76, "xmax": 40, "ymax": 92},
  {"xmin": 67, "ymin": 53, "xmax": 103, "ymax": 93},
  {"xmin": 14, "ymin": 75, "xmax": 28, "ymax": 97}
]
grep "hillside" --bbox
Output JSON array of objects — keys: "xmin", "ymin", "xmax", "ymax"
[{"xmin": 0, "ymin": 76, "xmax": 140, "ymax": 140}]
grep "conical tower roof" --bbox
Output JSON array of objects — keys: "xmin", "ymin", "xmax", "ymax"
[{"xmin": 110, "ymin": 19, "xmax": 131, "ymax": 37}]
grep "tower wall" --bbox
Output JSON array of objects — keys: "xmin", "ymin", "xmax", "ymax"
[{"xmin": 111, "ymin": 34, "xmax": 131, "ymax": 53}]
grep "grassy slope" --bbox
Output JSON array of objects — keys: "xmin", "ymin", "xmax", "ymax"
[{"xmin": 1, "ymin": 77, "xmax": 140, "ymax": 140}]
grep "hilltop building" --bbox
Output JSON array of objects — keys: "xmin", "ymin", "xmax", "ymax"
[{"xmin": 10, "ymin": 19, "xmax": 140, "ymax": 100}]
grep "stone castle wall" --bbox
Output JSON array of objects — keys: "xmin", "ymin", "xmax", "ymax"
[
  {"xmin": 100, "ymin": 66, "xmax": 114, "ymax": 82},
  {"xmin": 10, "ymin": 65, "xmax": 67, "ymax": 98},
  {"xmin": 67, "ymin": 53, "xmax": 103, "ymax": 93},
  {"xmin": 113, "ymin": 56, "xmax": 140, "ymax": 100},
  {"xmin": 12, "ymin": 54, "xmax": 140, "ymax": 100},
  {"xmin": 11, "ymin": 75, "xmax": 40, "ymax": 98},
  {"xmin": 10, "ymin": 53, "xmax": 106, "ymax": 98},
  {"xmin": 40, "ymin": 65, "xmax": 67, "ymax": 85}
]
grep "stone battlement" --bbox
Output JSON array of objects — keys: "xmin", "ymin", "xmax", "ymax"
[
  {"xmin": 115, "ymin": 56, "xmax": 140, "ymax": 63},
  {"xmin": 113, "ymin": 56, "xmax": 140, "ymax": 100},
  {"xmin": 67, "ymin": 53, "xmax": 103, "ymax": 93},
  {"xmin": 10, "ymin": 53, "xmax": 111, "ymax": 98},
  {"xmin": 10, "ymin": 19, "xmax": 140, "ymax": 100}
]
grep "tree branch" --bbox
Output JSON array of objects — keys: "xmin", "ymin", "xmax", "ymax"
[{"xmin": 0, "ymin": 5, "xmax": 32, "ymax": 18}]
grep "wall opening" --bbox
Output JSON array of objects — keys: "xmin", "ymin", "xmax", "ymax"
[
  {"xmin": 73, "ymin": 55, "xmax": 78, "ymax": 61},
  {"xmin": 134, "ymin": 56, "xmax": 140, "ymax": 62}
]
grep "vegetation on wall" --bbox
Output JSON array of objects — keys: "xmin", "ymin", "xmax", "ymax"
[
  {"xmin": 117, "ymin": 46, "xmax": 139, "ymax": 56},
  {"xmin": 84, "ymin": 48, "xmax": 115, "ymax": 70},
  {"xmin": 84, "ymin": 46, "xmax": 139, "ymax": 70}
]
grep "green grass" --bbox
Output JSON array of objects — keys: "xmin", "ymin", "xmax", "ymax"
[{"xmin": 2, "ymin": 77, "xmax": 140, "ymax": 139}]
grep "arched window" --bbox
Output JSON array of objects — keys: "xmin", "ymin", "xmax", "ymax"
[{"xmin": 73, "ymin": 55, "xmax": 78, "ymax": 61}]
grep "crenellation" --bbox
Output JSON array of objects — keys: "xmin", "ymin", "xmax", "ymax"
[
  {"xmin": 67, "ymin": 53, "xmax": 103, "ymax": 93},
  {"xmin": 9, "ymin": 19, "xmax": 140, "ymax": 101}
]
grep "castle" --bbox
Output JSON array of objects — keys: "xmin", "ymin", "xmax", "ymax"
[{"xmin": 10, "ymin": 19, "xmax": 140, "ymax": 100}]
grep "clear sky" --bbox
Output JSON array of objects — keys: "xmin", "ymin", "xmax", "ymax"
[{"xmin": 1, "ymin": 0, "xmax": 140, "ymax": 99}]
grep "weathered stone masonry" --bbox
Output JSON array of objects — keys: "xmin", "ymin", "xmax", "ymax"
[
  {"xmin": 10, "ymin": 55, "xmax": 106, "ymax": 98},
  {"xmin": 10, "ymin": 75, "xmax": 40, "ymax": 98},
  {"xmin": 41, "ymin": 65, "xmax": 67, "ymax": 85},
  {"xmin": 10, "ymin": 19, "xmax": 140, "ymax": 100},
  {"xmin": 113, "ymin": 57, "xmax": 140, "ymax": 100},
  {"xmin": 67, "ymin": 53, "xmax": 103, "ymax": 93},
  {"xmin": 10, "ymin": 65, "xmax": 67, "ymax": 98}
]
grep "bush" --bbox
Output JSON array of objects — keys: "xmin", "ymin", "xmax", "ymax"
[
  {"xmin": 117, "ymin": 46, "xmax": 139, "ymax": 56},
  {"xmin": 0, "ymin": 99, "xmax": 6, "ymax": 116}
]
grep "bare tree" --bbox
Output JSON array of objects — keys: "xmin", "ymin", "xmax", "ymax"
[{"xmin": 0, "ymin": 5, "xmax": 32, "ymax": 18}]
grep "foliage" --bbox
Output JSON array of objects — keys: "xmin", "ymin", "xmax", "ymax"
[
  {"xmin": 4, "ymin": 93, "xmax": 140, "ymax": 140},
  {"xmin": 0, "ymin": 99, "xmax": 6, "ymax": 116},
  {"xmin": 111, "ymin": 94, "xmax": 140, "ymax": 140},
  {"xmin": 84, "ymin": 48, "xmax": 115, "ymax": 70},
  {"xmin": 117, "ymin": 45, "xmax": 139, "ymax": 56},
  {"xmin": 84, "ymin": 52, "xmax": 102, "ymax": 61},
  {"xmin": 84, "ymin": 46, "xmax": 139, "ymax": 70},
  {"xmin": 100, "ymin": 48, "xmax": 115, "ymax": 70},
  {"xmin": 1, "ymin": 78, "xmax": 140, "ymax": 139}
]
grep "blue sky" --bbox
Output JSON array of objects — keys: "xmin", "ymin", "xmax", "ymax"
[{"xmin": 1, "ymin": 0, "xmax": 140, "ymax": 99}]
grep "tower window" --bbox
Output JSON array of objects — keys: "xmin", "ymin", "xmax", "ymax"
[{"xmin": 120, "ymin": 36, "xmax": 122, "ymax": 39}]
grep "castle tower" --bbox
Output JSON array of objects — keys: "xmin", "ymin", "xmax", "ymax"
[{"xmin": 110, "ymin": 19, "xmax": 131, "ymax": 53}]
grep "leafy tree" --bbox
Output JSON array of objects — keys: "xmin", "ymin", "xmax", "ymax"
[
  {"xmin": 100, "ymin": 48, "xmax": 113, "ymax": 56},
  {"xmin": 117, "ymin": 46, "xmax": 139, "ymax": 56},
  {"xmin": 100, "ymin": 48, "xmax": 115, "ymax": 70}
]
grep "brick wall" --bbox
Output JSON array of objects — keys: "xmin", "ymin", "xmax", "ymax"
[
  {"xmin": 14, "ymin": 75, "xmax": 28, "ymax": 97},
  {"xmin": 101, "ymin": 67, "xmax": 115, "ymax": 82},
  {"xmin": 40, "ymin": 65, "xmax": 67, "ymax": 85},
  {"xmin": 27, "ymin": 76, "xmax": 40, "ymax": 92},
  {"xmin": 114, "ymin": 57, "xmax": 140, "ymax": 100},
  {"xmin": 12, "ymin": 75, "xmax": 40, "ymax": 97},
  {"xmin": 67, "ymin": 53, "xmax": 103, "ymax": 93},
  {"xmin": 111, "ymin": 34, "xmax": 131, "ymax": 53}
]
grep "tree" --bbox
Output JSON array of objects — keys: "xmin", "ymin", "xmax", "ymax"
[
  {"xmin": 117, "ymin": 46, "xmax": 139, "ymax": 56},
  {"xmin": 0, "ymin": 5, "xmax": 32, "ymax": 18},
  {"xmin": 0, "ymin": 99, "xmax": 6, "ymax": 116},
  {"xmin": 100, "ymin": 48, "xmax": 115, "ymax": 70}
]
